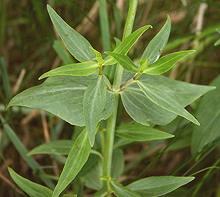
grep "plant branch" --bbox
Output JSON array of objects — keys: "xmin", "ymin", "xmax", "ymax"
[{"xmin": 102, "ymin": 0, "xmax": 138, "ymax": 195}]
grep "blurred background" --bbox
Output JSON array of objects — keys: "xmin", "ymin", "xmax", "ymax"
[{"xmin": 0, "ymin": 0, "xmax": 220, "ymax": 196}]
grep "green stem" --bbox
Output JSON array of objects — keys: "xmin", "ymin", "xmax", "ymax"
[{"xmin": 102, "ymin": 0, "xmax": 138, "ymax": 194}]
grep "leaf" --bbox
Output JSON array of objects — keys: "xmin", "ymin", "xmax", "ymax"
[
  {"xmin": 39, "ymin": 61, "xmax": 98, "ymax": 79},
  {"xmin": 47, "ymin": 5, "xmax": 95, "ymax": 62},
  {"xmin": 104, "ymin": 25, "xmax": 152, "ymax": 65},
  {"xmin": 8, "ymin": 76, "xmax": 113, "ymax": 127},
  {"xmin": 116, "ymin": 122, "xmax": 174, "ymax": 142},
  {"xmin": 8, "ymin": 168, "xmax": 53, "ymax": 197},
  {"xmin": 82, "ymin": 160, "xmax": 102, "ymax": 190},
  {"xmin": 191, "ymin": 76, "xmax": 220, "ymax": 155},
  {"xmin": 53, "ymin": 130, "xmax": 91, "ymax": 197},
  {"xmin": 83, "ymin": 76, "xmax": 107, "ymax": 146},
  {"xmin": 108, "ymin": 52, "xmax": 138, "ymax": 72},
  {"xmin": 28, "ymin": 140, "xmax": 72, "ymax": 156},
  {"xmin": 127, "ymin": 176, "xmax": 194, "ymax": 197},
  {"xmin": 214, "ymin": 38, "xmax": 220, "ymax": 46},
  {"xmin": 53, "ymin": 40, "xmax": 73, "ymax": 64},
  {"xmin": 137, "ymin": 80, "xmax": 200, "ymax": 125},
  {"xmin": 121, "ymin": 75, "xmax": 214, "ymax": 126},
  {"xmin": 111, "ymin": 149, "xmax": 124, "ymax": 178},
  {"xmin": 141, "ymin": 16, "xmax": 171, "ymax": 64},
  {"xmin": 143, "ymin": 50, "xmax": 195, "ymax": 75},
  {"xmin": 111, "ymin": 180, "xmax": 141, "ymax": 197},
  {"xmin": 0, "ymin": 118, "xmax": 53, "ymax": 187}
]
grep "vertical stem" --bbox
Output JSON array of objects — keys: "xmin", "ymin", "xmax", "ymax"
[{"xmin": 102, "ymin": 0, "xmax": 138, "ymax": 194}]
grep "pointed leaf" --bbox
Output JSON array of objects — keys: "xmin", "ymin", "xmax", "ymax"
[
  {"xmin": 108, "ymin": 52, "xmax": 138, "ymax": 72},
  {"xmin": 116, "ymin": 122, "xmax": 174, "ymax": 142},
  {"xmin": 83, "ymin": 76, "xmax": 107, "ymax": 146},
  {"xmin": 127, "ymin": 176, "xmax": 194, "ymax": 196},
  {"xmin": 39, "ymin": 61, "xmax": 98, "ymax": 79},
  {"xmin": 111, "ymin": 180, "xmax": 141, "ymax": 197},
  {"xmin": 141, "ymin": 16, "xmax": 171, "ymax": 64},
  {"xmin": 53, "ymin": 130, "xmax": 91, "ymax": 197},
  {"xmin": 192, "ymin": 76, "xmax": 220, "ymax": 155},
  {"xmin": 8, "ymin": 76, "xmax": 113, "ymax": 126},
  {"xmin": 121, "ymin": 75, "xmax": 214, "ymax": 125},
  {"xmin": 8, "ymin": 168, "xmax": 52, "ymax": 197},
  {"xmin": 28, "ymin": 140, "xmax": 72, "ymax": 156},
  {"xmin": 137, "ymin": 80, "xmax": 199, "ymax": 125},
  {"xmin": 143, "ymin": 50, "xmax": 195, "ymax": 75},
  {"xmin": 104, "ymin": 25, "xmax": 152, "ymax": 65},
  {"xmin": 47, "ymin": 5, "xmax": 95, "ymax": 62}
]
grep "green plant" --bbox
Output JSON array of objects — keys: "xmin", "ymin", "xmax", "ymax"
[{"xmin": 6, "ymin": 1, "xmax": 215, "ymax": 196}]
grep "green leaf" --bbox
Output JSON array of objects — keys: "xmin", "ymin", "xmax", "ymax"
[
  {"xmin": 8, "ymin": 76, "xmax": 113, "ymax": 127},
  {"xmin": 28, "ymin": 140, "xmax": 72, "ymax": 156},
  {"xmin": 143, "ymin": 50, "xmax": 195, "ymax": 75},
  {"xmin": 141, "ymin": 16, "xmax": 171, "ymax": 64},
  {"xmin": 192, "ymin": 76, "xmax": 220, "ymax": 155},
  {"xmin": 39, "ymin": 61, "xmax": 98, "ymax": 79},
  {"xmin": 82, "ymin": 160, "xmax": 102, "ymax": 190},
  {"xmin": 121, "ymin": 75, "xmax": 214, "ymax": 126},
  {"xmin": 0, "ymin": 118, "xmax": 53, "ymax": 187},
  {"xmin": 53, "ymin": 130, "xmax": 91, "ymax": 197},
  {"xmin": 83, "ymin": 76, "xmax": 107, "ymax": 146},
  {"xmin": 111, "ymin": 149, "xmax": 124, "ymax": 178},
  {"xmin": 137, "ymin": 80, "xmax": 199, "ymax": 125},
  {"xmin": 116, "ymin": 122, "xmax": 174, "ymax": 142},
  {"xmin": 47, "ymin": 5, "xmax": 95, "ymax": 62},
  {"xmin": 104, "ymin": 25, "xmax": 152, "ymax": 65},
  {"xmin": 127, "ymin": 176, "xmax": 194, "ymax": 196},
  {"xmin": 108, "ymin": 52, "xmax": 138, "ymax": 72},
  {"xmin": 53, "ymin": 40, "xmax": 73, "ymax": 64},
  {"xmin": 111, "ymin": 180, "xmax": 141, "ymax": 197},
  {"xmin": 215, "ymin": 38, "xmax": 220, "ymax": 46},
  {"xmin": 8, "ymin": 168, "xmax": 53, "ymax": 197}
]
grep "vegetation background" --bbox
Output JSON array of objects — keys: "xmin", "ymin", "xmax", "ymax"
[{"xmin": 0, "ymin": 0, "xmax": 220, "ymax": 196}]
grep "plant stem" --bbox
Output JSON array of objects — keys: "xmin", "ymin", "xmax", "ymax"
[{"xmin": 102, "ymin": 0, "xmax": 138, "ymax": 194}]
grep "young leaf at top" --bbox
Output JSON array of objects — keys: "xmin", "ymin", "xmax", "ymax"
[
  {"xmin": 191, "ymin": 76, "xmax": 220, "ymax": 155},
  {"xmin": 39, "ymin": 61, "xmax": 98, "ymax": 79},
  {"xmin": 116, "ymin": 122, "xmax": 174, "ymax": 142},
  {"xmin": 104, "ymin": 25, "xmax": 152, "ymax": 65},
  {"xmin": 8, "ymin": 76, "xmax": 113, "ymax": 127},
  {"xmin": 141, "ymin": 16, "xmax": 171, "ymax": 65},
  {"xmin": 111, "ymin": 180, "xmax": 141, "ymax": 197},
  {"xmin": 83, "ymin": 76, "xmax": 107, "ymax": 146},
  {"xmin": 108, "ymin": 52, "xmax": 138, "ymax": 72},
  {"xmin": 53, "ymin": 130, "xmax": 91, "ymax": 197},
  {"xmin": 47, "ymin": 5, "xmax": 95, "ymax": 62},
  {"xmin": 137, "ymin": 80, "xmax": 200, "ymax": 125},
  {"xmin": 143, "ymin": 50, "xmax": 195, "ymax": 75},
  {"xmin": 127, "ymin": 176, "xmax": 194, "ymax": 196},
  {"xmin": 8, "ymin": 168, "xmax": 53, "ymax": 197}
]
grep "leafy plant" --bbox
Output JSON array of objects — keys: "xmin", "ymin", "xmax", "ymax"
[{"xmin": 7, "ymin": 1, "xmax": 215, "ymax": 197}]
